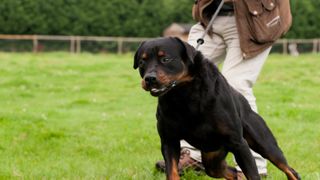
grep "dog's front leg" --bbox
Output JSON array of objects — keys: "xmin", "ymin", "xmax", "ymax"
[
  {"xmin": 228, "ymin": 138, "xmax": 260, "ymax": 180},
  {"xmin": 161, "ymin": 139, "xmax": 181, "ymax": 180}
]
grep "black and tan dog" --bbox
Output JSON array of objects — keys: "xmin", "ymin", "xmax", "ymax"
[{"xmin": 133, "ymin": 37, "xmax": 300, "ymax": 180}]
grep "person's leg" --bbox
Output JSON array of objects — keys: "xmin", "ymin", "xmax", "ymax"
[
  {"xmin": 222, "ymin": 47, "xmax": 271, "ymax": 112},
  {"xmin": 180, "ymin": 140, "xmax": 202, "ymax": 162},
  {"xmin": 222, "ymin": 49, "xmax": 271, "ymax": 174},
  {"xmin": 222, "ymin": 46, "xmax": 271, "ymax": 175},
  {"xmin": 187, "ymin": 22, "xmax": 226, "ymax": 65},
  {"xmin": 219, "ymin": 15, "xmax": 271, "ymax": 175},
  {"xmin": 180, "ymin": 22, "xmax": 227, "ymax": 163}
]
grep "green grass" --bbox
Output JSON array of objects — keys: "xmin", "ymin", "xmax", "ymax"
[{"xmin": 0, "ymin": 52, "xmax": 319, "ymax": 179}]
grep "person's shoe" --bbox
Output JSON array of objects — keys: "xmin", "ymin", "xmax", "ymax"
[
  {"xmin": 155, "ymin": 149, "xmax": 205, "ymax": 174},
  {"xmin": 236, "ymin": 172, "xmax": 245, "ymax": 180}
]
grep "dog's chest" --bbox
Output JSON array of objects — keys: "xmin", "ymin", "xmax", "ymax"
[
  {"xmin": 184, "ymin": 122, "xmax": 225, "ymax": 151},
  {"xmin": 157, "ymin": 103, "xmax": 225, "ymax": 151}
]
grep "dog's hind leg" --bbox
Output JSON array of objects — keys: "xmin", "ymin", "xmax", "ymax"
[
  {"xmin": 201, "ymin": 149, "xmax": 237, "ymax": 180},
  {"xmin": 243, "ymin": 114, "xmax": 301, "ymax": 180},
  {"xmin": 248, "ymin": 141, "xmax": 300, "ymax": 180},
  {"xmin": 247, "ymin": 139, "xmax": 300, "ymax": 180}
]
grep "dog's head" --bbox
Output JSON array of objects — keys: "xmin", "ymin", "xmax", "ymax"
[{"xmin": 133, "ymin": 37, "xmax": 197, "ymax": 97}]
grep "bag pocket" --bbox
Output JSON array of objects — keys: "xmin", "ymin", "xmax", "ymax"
[{"xmin": 245, "ymin": 0, "xmax": 283, "ymax": 43}]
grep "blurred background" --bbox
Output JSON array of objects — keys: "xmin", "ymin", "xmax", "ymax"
[{"xmin": 0, "ymin": 0, "xmax": 319, "ymax": 54}]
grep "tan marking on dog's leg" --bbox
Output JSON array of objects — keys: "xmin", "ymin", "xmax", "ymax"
[
  {"xmin": 278, "ymin": 163, "xmax": 299, "ymax": 180},
  {"xmin": 168, "ymin": 159, "xmax": 180, "ymax": 180}
]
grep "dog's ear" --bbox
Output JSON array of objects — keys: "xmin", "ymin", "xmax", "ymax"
[
  {"xmin": 133, "ymin": 41, "xmax": 145, "ymax": 69},
  {"xmin": 173, "ymin": 37, "xmax": 197, "ymax": 64}
]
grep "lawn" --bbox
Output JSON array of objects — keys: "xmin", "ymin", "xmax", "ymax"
[{"xmin": 0, "ymin": 52, "xmax": 319, "ymax": 179}]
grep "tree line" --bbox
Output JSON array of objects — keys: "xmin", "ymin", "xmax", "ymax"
[{"xmin": 0, "ymin": 0, "xmax": 318, "ymax": 38}]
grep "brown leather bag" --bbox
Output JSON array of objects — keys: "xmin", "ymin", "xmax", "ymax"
[
  {"xmin": 244, "ymin": 0, "xmax": 292, "ymax": 43},
  {"xmin": 192, "ymin": 0, "xmax": 292, "ymax": 43}
]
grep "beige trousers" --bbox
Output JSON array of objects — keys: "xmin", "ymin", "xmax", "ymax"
[{"xmin": 181, "ymin": 15, "xmax": 271, "ymax": 174}]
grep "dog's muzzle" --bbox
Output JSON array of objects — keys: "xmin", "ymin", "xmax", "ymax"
[{"xmin": 143, "ymin": 75, "xmax": 177, "ymax": 96}]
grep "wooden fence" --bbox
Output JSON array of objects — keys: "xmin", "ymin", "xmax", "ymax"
[{"xmin": 0, "ymin": 34, "xmax": 319, "ymax": 54}]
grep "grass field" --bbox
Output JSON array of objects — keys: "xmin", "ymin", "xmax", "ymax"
[{"xmin": 0, "ymin": 52, "xmax": 319, "ymax": 179}]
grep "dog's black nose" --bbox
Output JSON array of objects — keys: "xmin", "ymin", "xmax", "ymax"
[{"xmin": 145, "ymin": 75, "xmax": 158, "ymax": 86}]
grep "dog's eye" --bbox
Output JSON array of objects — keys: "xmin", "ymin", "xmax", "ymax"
[
  {"xmin": 160, "ymin": 57, "xmax": 172, "ymax": 64},
  {"xmin": 139, "ymin": 60, "xmax": 145, "ymax": 67}
]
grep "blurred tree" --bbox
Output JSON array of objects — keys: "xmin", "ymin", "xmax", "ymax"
[
  {"xmin": 285, "ymin": 0, "xmax": 320, "ymax": 39},
  {"xmin": 0, "ymin": 0, "xmax": 29, "ymax": 34},
  {"xmin": 164, "ymin": 0, "xmax": 194, "ymax": 23}
]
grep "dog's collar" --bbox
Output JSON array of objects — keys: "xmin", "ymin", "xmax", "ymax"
[{"xmin": 170, "ymin": 81, "xmax": 177, "ymax": 88}]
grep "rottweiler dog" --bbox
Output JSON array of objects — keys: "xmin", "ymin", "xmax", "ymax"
[{"xmin": 133, "ymin": 37, "xmax": 300, "ymax": 180}]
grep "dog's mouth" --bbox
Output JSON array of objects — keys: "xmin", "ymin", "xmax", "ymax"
[{"xmin": 149, "ymin": 81, "xmax": 177, "ymax": 97}]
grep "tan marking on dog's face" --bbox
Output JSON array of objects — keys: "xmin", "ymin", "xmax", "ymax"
[
  {"xmin": 157, "ymin": 70, "xmax": 171, "ymax": 85},
  {"xmin": 142, "ymin": 52, "xmax": 148, "ymax": 60},
  {"xmin": 156, "ymin": 62, "xmax": 193, "ymax": 87},
  {"xmin": 141, "ymin": 79, "xmax": 147, "ymax": 90},
  {"xmin": 175, "ymin": 69, "xmax": 193, "ymax": 83},
  {"xmin": 158, "ymin": 50, "xmax": 165, "ymax": 57}
]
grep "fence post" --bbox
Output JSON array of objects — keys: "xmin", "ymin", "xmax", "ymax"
[
  {"xmin": 70, "ymin": 36, "xmax": 75, "ymax": 53},
  {"xmin": 33, "ymin": 35, "xmax": 38, "ymax": 53},
  {"xmin": 76, "ymin": 36, "xmax": 81, "ymax": 53},
  {"xmin": 117, "ymin": 38, "xmax": 123, "ymax": 54},
  {"xmin": 312, "ymin": 39, "xmax": 318, "ymax": 53},
  {"xmin": 283, "ymin": 39, "xmax": 288, "ymax": 55}
]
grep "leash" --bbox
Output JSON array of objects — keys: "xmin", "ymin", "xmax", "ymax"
[
  {"xmin": 165, "ymin": 0, "xmax": 225, "ymax": 91},
  {"xmin": 195, "ymin": 0, "xmax": 225, "ymax": 50}
]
